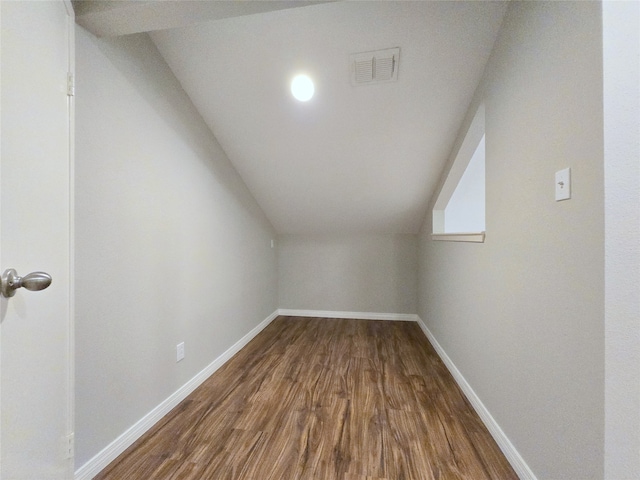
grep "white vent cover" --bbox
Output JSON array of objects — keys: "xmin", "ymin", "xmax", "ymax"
[{"xmin": 350, "ymin": 47, "xmax": 400, "ymax": 86}]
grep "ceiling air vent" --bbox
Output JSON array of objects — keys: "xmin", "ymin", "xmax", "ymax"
[{"xmin": 350, "ymin": 47, "xmax": 400, "ymax": 86}]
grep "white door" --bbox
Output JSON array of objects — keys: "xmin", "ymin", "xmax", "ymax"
[{"xmin": 0, "ymin": 1, "xmax": 73, "ymax": 479}]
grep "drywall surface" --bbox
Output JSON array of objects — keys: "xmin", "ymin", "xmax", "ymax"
[
  {"xmin": 603, "ymin": 2, "xmax": 640, "ymax": 477},
  {"xmin": 444, "ymin": 135, "xmax": 485, "ymax": 233},
  {"xmin": 278, "ymin": 234, "xmax": 417, "ymax": 314},
  {"xmin": 419, "ymin": 2, "xmax": 604, "ymax": 478},
  {"xmin": 74, "ymin": 28, "xmax": 277, "ymax": 468}
]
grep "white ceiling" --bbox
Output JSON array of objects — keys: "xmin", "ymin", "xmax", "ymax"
[{"xmin": 80, "ymin": 1, "xmax": 508, "ymax": 235}]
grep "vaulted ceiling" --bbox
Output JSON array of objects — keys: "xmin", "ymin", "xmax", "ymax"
[{"xmin": 75, "ymin": 1, "xmax": 507, "ymax": 235}]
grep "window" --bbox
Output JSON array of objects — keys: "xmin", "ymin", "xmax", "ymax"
[{"xmin": 432, "ymin": 104, "xmax": 486, "ymax": 243}]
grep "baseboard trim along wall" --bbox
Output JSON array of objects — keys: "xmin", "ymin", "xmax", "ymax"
[
  {"xmin": 75, "ymin": 310, "xmax": 534, "ymax": 479},
  {"xmin": 74, "ymin": 310, "xmax": 280, "ymax": 480},
  {"xmin": 415, "ymin": 316, "xmax": 537, "ymax": 480},
  {"xmin": 276, "ymin": 310, "xmax": 536, "ymax": 477},
  {"xmin": 278, "ymin": 308, "xmax": 418, "ymax": 322}
]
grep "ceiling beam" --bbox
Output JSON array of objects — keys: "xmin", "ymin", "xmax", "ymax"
[{"xmin": 73, "ymin": 0, "xmax": 335, "ymax": 37}]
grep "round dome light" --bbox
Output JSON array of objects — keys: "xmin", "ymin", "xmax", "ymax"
[{"xmin": 291, "ymin": 74, "xmax": 314, "ymax": 102}]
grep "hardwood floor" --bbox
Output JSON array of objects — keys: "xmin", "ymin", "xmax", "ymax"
[{"xmin": 95, "ymin": 317, "xmax": 518, "ymax": 480}]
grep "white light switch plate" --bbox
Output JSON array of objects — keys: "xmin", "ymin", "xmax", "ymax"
[
  {"xmin": 177, "ymin": 342, "xmax": 185, "ymax": 362},
  {"xmin": 555, "ymin": 168, "xmax": 571, "ymax": 201}
]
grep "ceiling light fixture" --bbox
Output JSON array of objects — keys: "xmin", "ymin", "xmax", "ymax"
[{"xmin": 291, "ymin": 74, "xmax": 314, "ymax": 102}]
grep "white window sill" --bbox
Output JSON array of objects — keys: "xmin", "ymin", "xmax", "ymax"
[{"xmin": 431, "ymin": 232, "xmax": 485, "ymax": 243}]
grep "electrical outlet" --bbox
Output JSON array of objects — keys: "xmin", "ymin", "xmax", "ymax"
[
  {"xmin": 176, "ymin": 342, "xmax": 185, "ymax": 362},
  {"xmin": 60, "ymin": 433, "xmax": 74, "ymax": 460}
]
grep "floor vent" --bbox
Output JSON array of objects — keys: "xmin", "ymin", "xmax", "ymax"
[{"xmin": 350, "ymin": 47, "xmax": 400, "ymax": 86}]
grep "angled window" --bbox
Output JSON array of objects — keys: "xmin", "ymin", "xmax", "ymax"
[{"xmin": 432, "ymin": 104, "xmax": 485, "ymax": 243}]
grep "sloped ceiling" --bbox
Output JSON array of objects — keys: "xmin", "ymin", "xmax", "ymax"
[{"xmin": 79, "ymin": 1, "xmax": 508, "ymax": 235}]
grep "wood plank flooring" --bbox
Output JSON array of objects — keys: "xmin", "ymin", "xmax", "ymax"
[{"xmin": 95, "ymin": 317, "xmax": 518, "ymax": 480}]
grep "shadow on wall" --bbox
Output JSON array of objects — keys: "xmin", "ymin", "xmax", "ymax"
[{"xmin": 91, "ymin": 32, "xmax": 271, "ymax": 229}]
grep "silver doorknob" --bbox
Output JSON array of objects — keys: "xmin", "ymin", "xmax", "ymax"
[{"xmin": 1, "ymin": 269, "xmax": 52, "ymax": 298}]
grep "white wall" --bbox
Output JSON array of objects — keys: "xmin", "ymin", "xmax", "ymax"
[
  {"xmin": 419, "ymin": 2, "xmax": 604, "ymax": 478},
  {"xmin": 278, "ymin": 234, "xmax": 417, "ymax": 314},
  {"xmin": 74, "ymin": 28, "xmax": 277, "ymax": 468},
  {"xmin": 603, "ymin": 1, "xmax": 640, "ymax": 477},
  {"xmin": 444, "ymin": 135, "xmax": 485, "ymax": 233}
]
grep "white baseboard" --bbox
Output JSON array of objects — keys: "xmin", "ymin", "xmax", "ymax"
[
  {"xmin": 75, "ymin": 310, "xmax": 535, "ymax": 480},
  {"xmin": 278, "ymin": 308, "xmax": 418, "ymax": 322},
  {"xmin": 74, "ymin": 309, "xmax": 280, "ymax": 480},
  {"xmin": 415, "ymin": 316, "xmax": 537, "ymax": 480}
]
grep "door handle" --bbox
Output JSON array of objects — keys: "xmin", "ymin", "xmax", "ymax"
[{"xmin": 1, "ymin": 269, "xmax": 52, "ymax": 298}]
